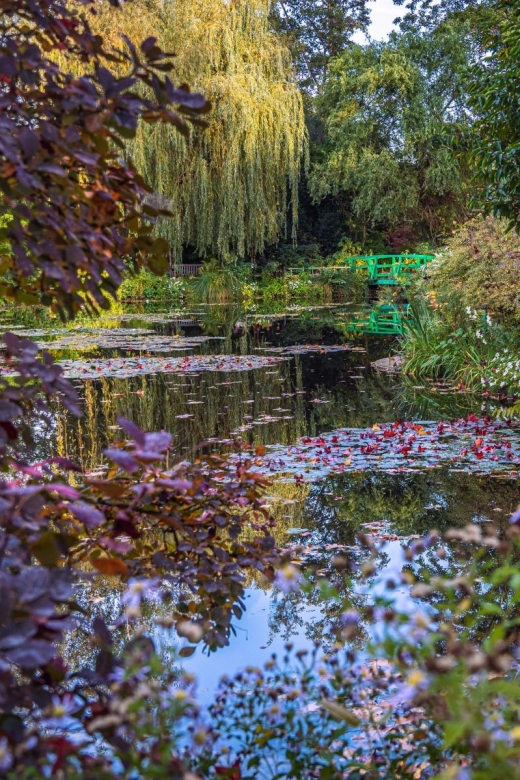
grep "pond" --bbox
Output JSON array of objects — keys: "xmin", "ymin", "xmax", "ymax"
[{"xmin": 4, "ymin": 301, "xmax": 520, "ymax": 703}]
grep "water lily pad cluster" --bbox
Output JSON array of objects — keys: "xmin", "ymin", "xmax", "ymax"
[
  {"xmin": 99, "ymin": 313, "xmax": 196, "ymax": 323},
  {"xmin": 0, "ymin": 353, "xmax": 287, "ymax": 380},
  {"xmin": 257, "ymin": 344, "xmax": 366, "ymax": 355},
  {"xmin": 34, "ymin": 332, "xmax": 218, "ymax": 353},
  {"xmin": 243, "ymin": 416, "xmax": 520, "ymax": 480}
]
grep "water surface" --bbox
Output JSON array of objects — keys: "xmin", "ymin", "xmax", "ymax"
[{"xmin": 3, "ymin": 302, "xmax": 518, "ymax": 698}]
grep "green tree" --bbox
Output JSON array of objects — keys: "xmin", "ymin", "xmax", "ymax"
[
  {"xmin": 93, "ymin": 0, "xmax": 307, "ymax": 265},
  {"xmin": 394, "ymin": 0, "xmax": 493, "ymax": 33},
  {"xmin": 465, "ymin": 0, "xmax": 520, "ymax": 229},
  {"xmin": 309, "ymin": 22, "xmax": 474, "ymax": 244}
]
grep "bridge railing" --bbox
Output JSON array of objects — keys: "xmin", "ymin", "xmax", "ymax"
[
  {"xmin": 343, "ymin": 304, "xmax": 411, "ymax": 335},
  {"xmin": 170, "ymin": 264, "xmax": 202, "ymax": 277},
  {"xmin": 345, "ymin": 254, "xmax": 435, "ymax": 284},
  {"xmin": 286, "ymin": 255, "xmax": 434, "ymax": 283},
  {"xmin": 286, "ymin": 266, "xmax": 351, "ymax": 276}
]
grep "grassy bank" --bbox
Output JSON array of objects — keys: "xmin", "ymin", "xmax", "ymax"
[{"xmin": 117, "ymin": 263, "xmax": 366, "ymax": 306}]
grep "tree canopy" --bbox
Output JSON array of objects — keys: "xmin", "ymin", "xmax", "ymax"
[
  {"xmin": 90, "ymin": 0, "xmax": 307, "ymax": 265},
  {"xmin": 465, "ymin": 0, "xmax": 520, "ymax": 230},
  {"xmin": 270, "ymin": 0, "xmax": 370, "ymax": 92},
  {"xmin": 393, "ymin": 0, "xmax": 492, "ymax": 32},
  {"xmin": 0, "ymin": 0, "xmax": 208, "ymax": 316},
  {"xmin": 308, "ymin": 21, "xmax": 475, "ymax": 243}
]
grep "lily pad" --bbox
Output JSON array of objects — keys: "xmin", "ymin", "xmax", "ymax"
[
  {"xmin": 240, "ymin": 416, "xmax": 520, "ymax": 482},
  {"xmin": 0, "ymin": 353, "xmax": 287, "ymax": 380}
]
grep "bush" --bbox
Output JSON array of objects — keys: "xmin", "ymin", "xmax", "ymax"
[
  {"xmin": 260, "ymin": 272, "xmax": 331, "ymax": 303},
  {"xmin": 190, "ymin": 260, "xmax": 242, "ymax": 303},
  {"xmin": 401, "ymin": 301, "xmax": 516, "ymax": 392},
  {"xmin": 119, "ymin": 270, "xmax": 188, "ymax": 301},
  {"xmin": 400, "ymin": 216, "xmax": 520, "ymax": 394},
  {"xmin": 425, "ymin": 216, "xmax": 520, "ymax": 327}
]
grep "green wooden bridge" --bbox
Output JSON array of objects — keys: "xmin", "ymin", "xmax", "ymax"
[
  {"xmin": 345, "ymin": 254, "xmax": 434, "ymax": 285},
  {"xmin": 287, "ymin": 254, "xmax": 435, "ymax": 285}
]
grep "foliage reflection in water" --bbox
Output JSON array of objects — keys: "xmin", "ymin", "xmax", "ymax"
[{"xmin": 8, "ymin": 303, "xmax": 513, "ymax": 700}]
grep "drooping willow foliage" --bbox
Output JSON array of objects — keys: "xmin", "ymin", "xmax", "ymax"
[{"xmin": 91, "ymin": 0, "xmax": 307, "ymax": 264}]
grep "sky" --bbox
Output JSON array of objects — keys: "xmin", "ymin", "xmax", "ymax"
[{"xmin": 353, "ymin": 0, "xmax": 400, "ymax": 42}]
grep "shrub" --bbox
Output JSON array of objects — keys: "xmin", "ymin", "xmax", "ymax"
[
  {"xmin": 401, "ymin": 301, "xmax": 516, "ymax": 391},
  {"xmin": 425, "ymin": 216, "xmax": 520, "ymax": 327},
  {"xmin": 190, "ymin": 260, "xmax": 241, "ymax": 303},
  {"xmin": 119, "ymin": 270, "xmax": 188, "ymax": 301}
]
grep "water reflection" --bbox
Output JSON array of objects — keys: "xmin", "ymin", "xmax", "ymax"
[
  {"xmin": 4, "ymin": 302, "xmax": 518, "ymax": 698},
  {"xmin": 60, "ymin": 465, "xmax": 519, "ymax": 702},
  {"xmin": 37, "ymin": 304, "xmax": 485, "ymax": 471},
  {"xmin": 3, "ymin": 302, "xmax": 486, "ymax": 465}
]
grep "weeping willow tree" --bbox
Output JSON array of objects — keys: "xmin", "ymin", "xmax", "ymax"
[{"xmin": 89, "ymin": 0, "xmax": 306, "ymax": 264}]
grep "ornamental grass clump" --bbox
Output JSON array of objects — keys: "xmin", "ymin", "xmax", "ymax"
[
  {"xmin": 190, "ymin": 260, "xmax": 242, "ymax": 303},
  {"xmin": 401, "ymin": 301, "xmax": 516, "ymax": 392}
]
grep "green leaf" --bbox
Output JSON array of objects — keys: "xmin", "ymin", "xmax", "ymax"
[
  {"xmin": 319, "ymin": 699, "xmax": 361, "ymax": 725},
  {"xmin": 443, "ymin": 719, "xmax": 468, "ymax": 748}
]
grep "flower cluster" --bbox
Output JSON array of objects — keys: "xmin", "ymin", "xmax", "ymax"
[
  {"xmin": 484, "ymin": 348, "xmax": 520, "ymax": 394},
  {"xmin": 287, "ymin": 277, "xmax": 313, "ymax": 292},
  {"xmin": 166, "ymin": 277, "xmax": 188, "ymax": 298}
]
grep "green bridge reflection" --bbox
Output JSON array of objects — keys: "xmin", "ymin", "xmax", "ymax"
[{"xmin": 343, "ymin": 304, "xmax": 410, "ymax": 335}]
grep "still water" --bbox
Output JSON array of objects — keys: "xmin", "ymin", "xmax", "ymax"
[{"xmin": 3, "ymin": 302, "xmax": 519, "ymax": 700}]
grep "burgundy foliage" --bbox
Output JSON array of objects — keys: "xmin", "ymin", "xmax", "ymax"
[
  {"xmin": 0, "ymin": 0, "xmax": 208, "ymax": 317},
  {"xmin": 0, "ymin": 1, "xmax": 279, "ymax": 775}
]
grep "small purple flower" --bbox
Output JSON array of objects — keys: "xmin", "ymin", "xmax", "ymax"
[
  {"xmin": 341, "ymin": 610, "xmax": 360, "ymax": 627},
  {"xmin": 43, "ymin": 694, "xmax": 80, "ymax": 729},
  {"xmin": 510, "ymin": 508, "xmax": 520, "ymax": 525},
  {"xmin": 274, "ymin": 564, "xmax": 302, "ymax": 594},
  {"xmin": 483, "ymin": 705, "xmax": 513, "ymax": 747},
  {"xmin": 388, "ymin": 670, "xmax": 429, "ymax": 706},
  {"xmin": 0, "ymin": 738, "xmax": 12, "ymax": 773},
  {"xmin": 108, "ymin": 666, "xmax": 126, "ymax": 684},
  {"xmin": 122, "ymin": 578, "xmax": 158, "ymax": 616}
]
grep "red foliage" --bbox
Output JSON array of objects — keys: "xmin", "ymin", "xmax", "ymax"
[{"xmin": 0, "ymin": 1, "xmax": 281, "ymax": 775}]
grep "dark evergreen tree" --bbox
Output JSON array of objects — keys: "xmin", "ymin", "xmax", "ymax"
[{"xmin": 271, "ymin": 0, "xmax": 370, "ymax": 92}]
